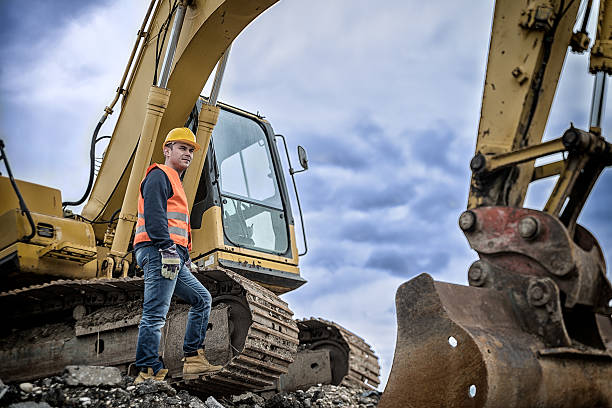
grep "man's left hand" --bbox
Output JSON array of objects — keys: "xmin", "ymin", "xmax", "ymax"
[
  {"xmin": 159, "ymin": 244, "xmax": 180, "ymax": 280},
  {"xmin": 185, "ymin": 258, "xmax": 199, "ymax": 273}
]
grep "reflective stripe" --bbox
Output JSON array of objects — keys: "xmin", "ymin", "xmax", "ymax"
[
  {"xmin": 169, "ymin": 226, "xmax": 188, "ymax": 238},
  {"xmin": 167, "ymin": 211, "xmax": 188, "ymax": 222},
  {"xmin": 137, "ymin": 212, "xmax": 186, "ymax": 222},
  {"xmin": 135, "ymin": 225, "xmax": 187, "ymax": 237}
]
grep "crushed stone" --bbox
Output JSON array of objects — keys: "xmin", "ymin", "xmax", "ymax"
[{"xmin": 1, "ymin": 367, "xmax": 381, "ymax": 408}]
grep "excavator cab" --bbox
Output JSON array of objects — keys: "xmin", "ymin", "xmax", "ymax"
[{"xmin": 188, "ymin": 99, "xmax": 306, "ymax": 294}]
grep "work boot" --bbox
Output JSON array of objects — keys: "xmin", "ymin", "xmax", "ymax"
[
  {"xmin": 134, "ymin": 367, "xmax": 169, "ymax": 384},
  {"xmin": 183, "ymin": 349, "xmax": 223, "ymax": 379}
]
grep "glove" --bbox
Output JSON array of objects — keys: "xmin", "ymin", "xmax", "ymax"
[
  {"xmin": 185, "ymin": 258, "xmax": 199, "ymax": 273},
  {"xmin": 159, "ymin": 244, "xmax": 180, "ymax": 280}
]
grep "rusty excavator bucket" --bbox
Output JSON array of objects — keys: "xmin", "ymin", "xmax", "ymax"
[{"xmin": 379, "ymin": 207, "xmax": 612, "ymax": 408}]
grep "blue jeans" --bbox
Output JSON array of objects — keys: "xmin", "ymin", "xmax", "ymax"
[{"xmin": 134, "ymin": 245, "xmax": 212, "ymax": 374}]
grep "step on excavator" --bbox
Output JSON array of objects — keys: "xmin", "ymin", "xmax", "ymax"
[
  {"xmin": 0, "ymin": 0, "xmax": 379, "ymax": 395},
  {"xmin": 380, "ymin": 0, "xmax": 612, "ymax": 407}
]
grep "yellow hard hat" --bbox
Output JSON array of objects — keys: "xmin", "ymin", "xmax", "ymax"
[{"xmin": 163, "ymin": 127, "xmax": 201, "ymax": 151}]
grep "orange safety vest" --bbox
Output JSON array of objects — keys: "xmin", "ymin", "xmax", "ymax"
[{"xmin": 134, "ymin": 163, "xmax": 192, "ymax": 250}]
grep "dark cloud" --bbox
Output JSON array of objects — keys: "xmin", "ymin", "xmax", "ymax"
[
  {"xmin": 295, "ymin": 254, "xmax": 383, "ymax": 298},
  {"xmin": 340, "ymin": 217, "xmax": 420, "ymax": 245},
  {"xmin": 301, "ymin": 172, "xmax": 416, "ymax": 212},
  {"xmin": 350, "ymin": 119, "xmax": 405, "ymax": 166},
  {"xmin": 578, "ymin": 169, "xmax": 612, "ymax": 267},
  {"xmin": 0, "ymin": 1, "xmax": 108, "ymax": 52},
  {"xmin": 410, "ymin": 181, "xmax": 466, "ymax": 221},
  {"xmin": 303, "ymin": 132, "xmax": 369, "ymax": 170},
  {"xmin": 405, "ymin": 127, "xmax": 468, "ymax": 173},
  {"xmin": 293, "ymin": 116, "xmax": 405, "ymax": 172},
  {"xmin": 293, "ymin": 122, "xmax": 474, "ymax": 217},
  {"xmin": 352, "ymin": 182, "xmax": 415, "ymax": 210},
  {"xmin": 301, "ymin": 243, "xmax": 348, "ymax": 271},
  {"xmin": 365, "ymin": 247, "xmax": 450, "ymax": 278},
  {"xmin": 582, "ymin": 169, "xmax": 612, "ymax": 221}
]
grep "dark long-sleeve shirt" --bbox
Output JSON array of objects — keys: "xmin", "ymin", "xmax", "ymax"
[{"xmin": 134, "ymin": 167, "xmax": 189, "ymax": 260}]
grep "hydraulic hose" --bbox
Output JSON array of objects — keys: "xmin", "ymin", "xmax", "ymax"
[
  {"xmin": 0, "ymin": 139, "xmax": 36, "ymax": 242},
  {"xmin": 62, "ymin": 117, "xmax": 105, "ymax": 207},
  {"xmin": 62, "ymin": 1, "xmax": 158, "ymax": 208}
]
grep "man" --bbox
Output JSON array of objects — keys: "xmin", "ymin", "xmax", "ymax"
[{"xmin": 132, "ymin": 127, "xmax": 222, "ymax": 383}]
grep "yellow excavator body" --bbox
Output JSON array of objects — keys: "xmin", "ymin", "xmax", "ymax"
[
  {"xmin": 0, "ymin": 178, "xmax": 97, "ymax": 282},
  {"xmin": 0, "ymin": 0, "xmax": 379, "ymax": 393}
]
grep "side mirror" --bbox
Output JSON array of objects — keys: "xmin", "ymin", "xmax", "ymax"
[{"xmin": 297, "ymin": 145, "xmax": 309, "ymax": 171}]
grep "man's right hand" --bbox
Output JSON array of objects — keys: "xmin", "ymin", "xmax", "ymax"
[{"xmin": 159, "ymin": 244, "xmax": 180, "ymax": 280}]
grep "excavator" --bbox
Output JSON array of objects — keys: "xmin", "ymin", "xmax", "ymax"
[
  {"xmin": 1, "ymin": 0, "xmax": 612, "ymax": 406},
  {"xmin": 0, "ymin": 0, "xmax": 379, "ymax": 395},
  {"xmin": 379, "ymin": 0, "xmax": 612, "ymax": 407}
]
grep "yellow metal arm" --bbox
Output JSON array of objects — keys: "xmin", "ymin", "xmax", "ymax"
[
  {"xmin": 81, "ymin": 0, "xmax": 278, "ymax": 227},
  {"xmin": 184, "ymin": 103, "xmax": 220, "ymax": 211},
  {"xmin": 468, "ymin": 0, "xmax": 581, "ymax": 209},
  {"xmin": 532, "ymin": 160, "xmax": 566, "ymax": 181},
  {"xmin": 470, "ymin": 138, "xmax": 566, "ymax": 173}
]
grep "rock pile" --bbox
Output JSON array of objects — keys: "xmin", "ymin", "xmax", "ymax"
[
  {"xmin": 219, "ymin": 386, "xmax": 381, "ymax": 408},
  {"xmin": 0, "ymin": 366, "xmax": 381, "ymax": 408}
]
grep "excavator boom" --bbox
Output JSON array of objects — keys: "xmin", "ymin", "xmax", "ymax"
[{"xmin": 81, "ymin": 0, "xmax": 278, "ymax": 224}]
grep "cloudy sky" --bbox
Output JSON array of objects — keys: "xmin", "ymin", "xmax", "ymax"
[{"xmin": 1, "ymin": 0, "xmax": 611, "ymax": 388}]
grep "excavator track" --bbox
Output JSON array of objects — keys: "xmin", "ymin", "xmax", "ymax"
[
  {"xmin": 295, "ymin": 318, "xmax": 380, "ymax": 390},
  {"xmin": 179, "ymin": 268, "xmax": 299, "ymax": 395},
  {"xmin": 0, "ymin": 267, "xmax": 299, "ymax": 395}
]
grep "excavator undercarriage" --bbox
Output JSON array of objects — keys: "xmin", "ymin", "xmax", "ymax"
[
  {"xmin": 280, "ymin": 318, "xmax": 380, "ymax": 392},
  {"xmin": 0, "ymin": 268, "xmax": 298, "ymax": 393},
  {"xmin": 0, "ymin": 267, "xmax": 379, "ymax": 395}
]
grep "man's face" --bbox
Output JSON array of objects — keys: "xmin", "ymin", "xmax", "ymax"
[{"xmin": 164, "ymin": 141, "xmax": 195, "ymax": 173}]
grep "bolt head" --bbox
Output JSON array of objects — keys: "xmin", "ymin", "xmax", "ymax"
[
  {"xmin": 562, "ymin": 128, "xmax": 578, "ymax": 148},
  {"xmin": 459, "ymin": 211, "xmax": 476, "ymax": 232},
  {"xmin": 518, "ymin": 216, "xmax": 539, "ymax": 239},
  {"xmin": 469, "ymin": 266, "xmax": 482, "ymax": 281},
  {"xmin": 470, "ymin": 154, "xmax": 486, "ymax": 172},
  {"xmin": 530, "ymin": 286, "xmax": 544, "ymax": 300},
  {"xmin": 527, "ymin": 281, "xmax": 551, "ymax": 307},
  {"xmin": 468, "ymin": 262, "xmax": 487, "ymax": 287}
]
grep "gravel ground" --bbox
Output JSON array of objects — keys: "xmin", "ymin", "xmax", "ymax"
[{"xmin": 0, "ymin": 367, "xmax": 381, "ymax": 408}]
